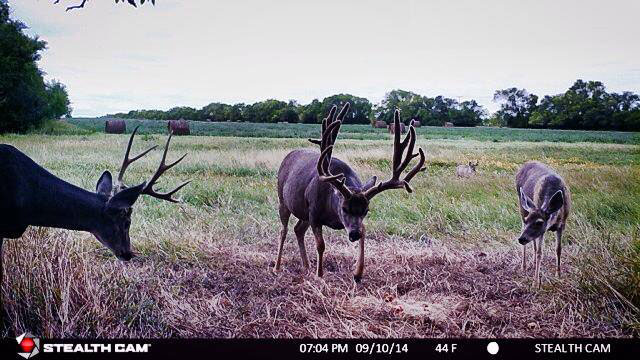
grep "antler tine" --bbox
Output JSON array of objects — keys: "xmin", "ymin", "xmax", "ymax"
[
  {"xmin": 364, "ymin": 110, "xmax": 427, "ymax": 199},
  {"xmin": 116, "ymin": 125, "xmax": 158, "ymax": 187},
  {"xmin": 308, "ymin": 106, "xmax": 338, "ymax": 146},
  {"xmin": 141, "ymin": 131, "xmax": 190, "ymax": 203},
  {"xmin": 308, "ymin": 103, "xmax": 350, "ymax": 147},
  {"xmin": 313, "ymin": 104, "xmax": 354, "ymax": 198}
]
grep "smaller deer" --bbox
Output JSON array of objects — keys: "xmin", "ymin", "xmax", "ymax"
[
  {"xmin": 516, "ymin": 161, "xmax": 571, "ymax": 288},
  {"xmin": 456, "ymin": 160, "xmax": 478, "ymax": 178}
]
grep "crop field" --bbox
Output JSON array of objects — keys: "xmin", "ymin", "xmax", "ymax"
[
  {"xmin": 66, "ymin": 118, "xmax": 640, "ymax": 144},
  {"xmin": 1, "ymin": 124, "xmax": 639, "ymax": 338}
]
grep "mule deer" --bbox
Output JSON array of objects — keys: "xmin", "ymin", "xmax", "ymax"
[
  {"xmin": 274, "ymin": 104, "xmax": 426, "ymax": 282},
  {"xmin": 456, "ymin": 160, "xmax": 478, "ymax": 178},
  {"xmin": 0, "ymin": 127, "xmax": 189, "ymax": 314},
  {"xmin": 516, "ymin": 161, "xmax": 571, "ymax": 288}
]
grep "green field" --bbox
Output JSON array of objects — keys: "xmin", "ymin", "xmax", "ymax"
[
  {"xmin": 1, "ymin": 123, "xmax": 639, "ymax": 338},
  {"xmin": 65, "ymin": 117, "xmax": 640, "ymax": 144}
]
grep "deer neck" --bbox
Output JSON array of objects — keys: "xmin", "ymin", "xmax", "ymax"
[{"xmin": 29, "ymin": 178, "xmax": 107, "ymax": 233}]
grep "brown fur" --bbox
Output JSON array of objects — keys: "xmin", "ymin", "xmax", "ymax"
[{"xmin": 515, "ymin": 161, "xmax": 571, "ymax": 288}]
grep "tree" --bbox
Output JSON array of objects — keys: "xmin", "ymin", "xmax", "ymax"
[
  {"xmin": 1, "ymin": 0, "xmax": 49, "ymax": 133},
  {"xmin": 54, "ymin": 0, "xmax": 155, "ymax": 11},
  {"xmin": 493, "ymin": 88, "xmax": 538, "ymax": 128},
  {"xmin": 320, "ymin": 94, "xmax": 371, "ymax": 124},
  {"xmin": 298, "ymin": 99, "xmax": 322, "ymax": 124},
  {"xmin": 45, "ymin": 80, "xmax": 72, "ymax": 118},
  {"xmin": 374, "ymin": 90, "xmax": 485, "ymax": 127}
]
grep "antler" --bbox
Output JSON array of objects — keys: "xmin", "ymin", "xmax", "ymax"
[
  {"xmin": 363, "ymin": 110, "xmax": 426, "ymax": 200},
  {"xmin": 140, "ymin": 132, "xmax": 190, "ymax": 203},
  {"xmin": 314, "ymin": 104, "xmax": 354, "ymax": 199},
  {"xmin": 116, "ymin": 126, "xmax": 157, "ymax": 192}
]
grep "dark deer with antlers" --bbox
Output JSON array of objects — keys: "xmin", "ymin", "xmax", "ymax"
[
  {"xmin": 274, "ymin": 104, "xmax": 426, "ymax": 282},
  {"xmin": 0, "ymin": 127, "xmax": 188, "ymax": 314}
]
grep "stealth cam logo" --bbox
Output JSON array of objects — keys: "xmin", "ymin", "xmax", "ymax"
[{"xmin": 16, "ymin": 333, "xmax": 40, "ymax": 359}]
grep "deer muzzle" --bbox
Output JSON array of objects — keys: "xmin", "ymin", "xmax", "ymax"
[{"xmin": 349, "ymin": 230, "xmax": 362, "ymax": 242}]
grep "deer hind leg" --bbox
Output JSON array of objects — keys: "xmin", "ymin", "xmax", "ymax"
[
  {"xmin": 294, "ymin": 220, "xmax": 310, "ymax": 270},
  {"xmin": 274, "ymin": 205, "xmax": 291, "ymax": 271},
  {"xmin": 555, "ymin": 227, "xmax": 563, "ymax": 277},
  {"xmin": 311, "ymin": 226, "xmax": 325, "ymax": 278}
]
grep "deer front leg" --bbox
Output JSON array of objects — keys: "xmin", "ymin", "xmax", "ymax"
[
  {"xmin": 555, "ymin": 228, "xmax": 563, "ymax": 277},
  {"xmin": 534, "ymin": 235, "xmax": 544, "ymax": 288},
  {"xmin": 311, "ymin": 226, "xmax": 325, "ymax": 277},
  {"xmin": 294, "ymin": 220, "xmax": 310, "ymax": 270},
  {"xmin": 1, "ymin": 238, "xmax": 7, "ymax": 333},
  {"xmin": 274, "ymin": 205, "xmax": 291, "ymax": 272},
  {"xmin": 521, "ymin": 242, "xmax": 527, "ymax": 272},
  {"xmin": 353, "ymin": 231, "xmax": 365, "ymax": 283}
]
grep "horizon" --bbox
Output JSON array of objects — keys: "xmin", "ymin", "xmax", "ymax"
[{"xmin": 10, "ymin": 0, "xmax": 640, "ymax": 117}]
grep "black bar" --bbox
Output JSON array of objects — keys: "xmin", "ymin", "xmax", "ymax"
[{"xmin": 2, "ymin": 338, "xmax": 639, "ymax": 360}]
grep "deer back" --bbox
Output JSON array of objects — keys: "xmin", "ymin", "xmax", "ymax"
[{"xmin": 278, "ymin": 149, "xmax": 362, "ymax": 226}]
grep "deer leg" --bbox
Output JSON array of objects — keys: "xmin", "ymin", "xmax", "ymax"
[
  {"xmin": 555, "ymin": 228, "xmax": 563, "ymax": 277},
  {"xmin": 294, "ymin": 220, "xmax": 310, "ymax": 270},
  {"xmin": 524, "ymin": 243, "xmax": 530, "ymax": 272},
  {"xmin": 311, "ymin": 226, "xmax": 325, "ymax": 278},
  {"xmin": 274, "ymin": 205, "xmax": 291, "ymax": 271},
  {"xmin": 534, "ymin": 235, "xmax": 544, "ymax": 288},
  {"xmin": 353, "ymin": 230, "xmax": 365, "ymax": 283},
  {"xmin": 0, "ymin": 238, "xmax": 7, "ymax": 333}
]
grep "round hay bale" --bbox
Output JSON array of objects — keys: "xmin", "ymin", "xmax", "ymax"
[
  {"xmin": 444, "ymin": 122, "xmax": 454, "ymax": 128},
  {"xmin": 168, "ymin": 120, "xmax": 190, "ymax": 135},
  {"xmin": 374, "ymin": 120, "xmax": 387, "ymax": 129},
  {"xmin": 105, "ymin": 119, "xmax": 126, "ymax": 134},
  {"xmin": 410, "ymin": 119, "xmax": 421, "ymax": 127}
]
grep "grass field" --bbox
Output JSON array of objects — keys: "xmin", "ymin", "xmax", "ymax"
[
  {"xmin": 66, "ymin": 117, "xmax": 640, "ymax": 144},
  {"xmin": 1, "ymin": 124, "xmax": 639, "ymax": 338}
]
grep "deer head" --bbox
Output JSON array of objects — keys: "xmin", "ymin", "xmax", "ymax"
[
  {"xmin": 517, "ymin": 187, "xmax": 564, "ymax": 245},
  {"xmin": 468, "ymin": 160, "xmax": 479, "ymax": 172},
  {"xmin": 92, "ymin": 126, "xmax": 190, "ymax": 260},
  {"xmin": 310, "ymin": 105, "xmax": 426, "ymax": 242}
]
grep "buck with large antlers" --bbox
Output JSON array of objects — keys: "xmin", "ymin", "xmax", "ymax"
[
  {"xmin": 274, "ymin": 104, "xmax": 426, "ymax": 282},
  {"xmin": 0, "ymin": 127, "xmax": 188, "ymax": 312}
]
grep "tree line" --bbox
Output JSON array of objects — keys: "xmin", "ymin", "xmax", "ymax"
[
  {"xmin": 492, "ymin": 80, "xmax": 640, "ymax": 131},
  {"xmin": 110, "ymin": 91, "xmax": 488, "ymax": 127},
  {"xmin": 0, "ymin": 0, "xmax": 72, "ymax": 134}
]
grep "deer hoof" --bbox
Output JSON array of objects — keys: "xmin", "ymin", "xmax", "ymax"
[{"xmin": 353, "ymin": 274, "xmax": 362, "ymax": 283}]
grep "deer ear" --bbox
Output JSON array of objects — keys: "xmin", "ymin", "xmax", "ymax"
[
  {"xmin": 543, "ymin": 190, "xmax": 564, "ymax": 215},
  {"xmin": 519, "ymin": 187, "xmax": 535, "ymax": 212},
  {"xmin": 107, "ymin": 182, "xmax": 145, "ymax": 210},
  {"xmin": 96, "ymin": 171, "xmax": 113, "ymax": 196},
  {"xmin": 362, "ymin": 176, "xmax": 377, "ymax": 191}
]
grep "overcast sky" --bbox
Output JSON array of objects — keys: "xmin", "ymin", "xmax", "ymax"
[{"xmin": 10, "ymin": 0, "xmax": 640, "ymax": 117}]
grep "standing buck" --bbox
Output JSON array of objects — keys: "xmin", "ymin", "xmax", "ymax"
[
  {"xmin": 274, "ymin": 104, "xmax": 426, "ymax": 282},
  {"xmin": 0, "ymin": 127, "xmax": 189, "ymax": 314},
  {"xmin": 516, "ymin": 161, "xmax": 571, "ymax": 288}
]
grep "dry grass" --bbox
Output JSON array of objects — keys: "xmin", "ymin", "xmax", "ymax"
[{"xmin": 1, "ymin": 133, "xmax": 638, "ymax": 338}]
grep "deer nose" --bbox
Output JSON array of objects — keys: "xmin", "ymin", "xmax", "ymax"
[
  {"xmin": 349, "ymin": 230, "xmax": 361, "ymax": 242},
  {"xmin": 518, "ymin": 237, "xmax": 529, "ymax": 245},
  {"xmin": 119, "ymin": 252, "xmax": 134, "ymax": 261}
]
